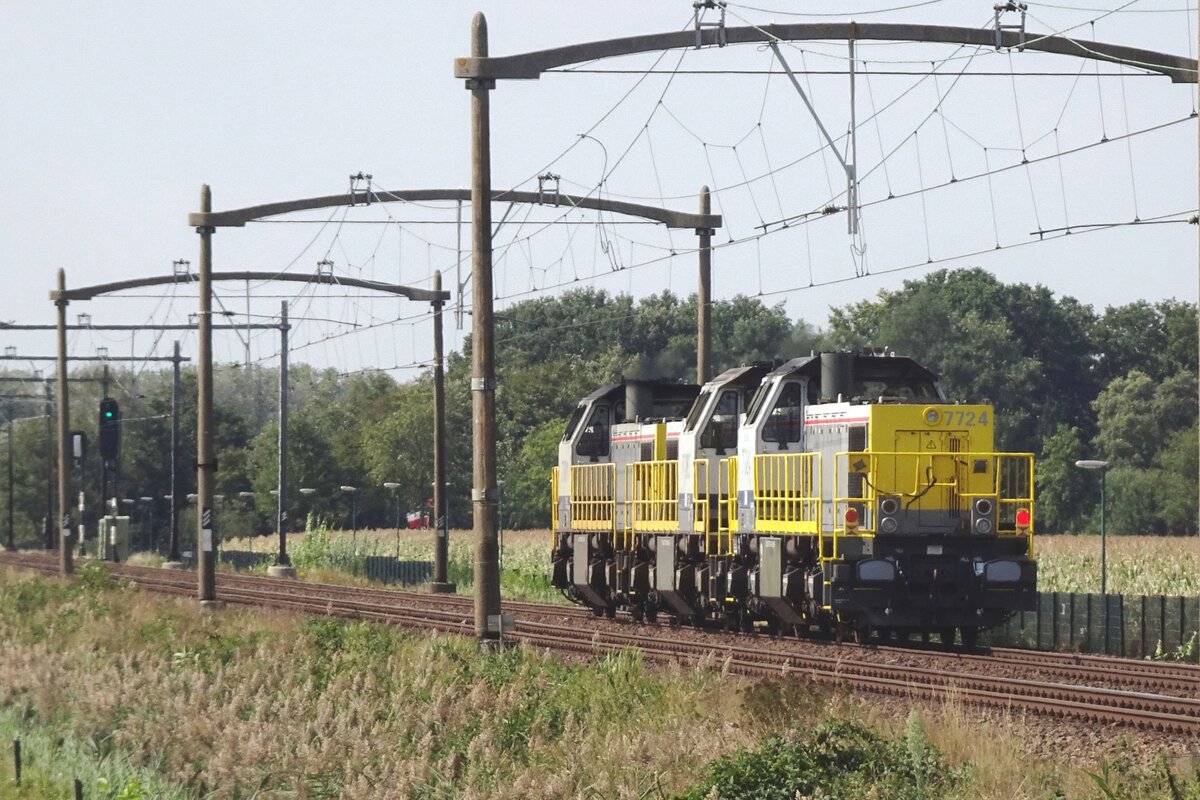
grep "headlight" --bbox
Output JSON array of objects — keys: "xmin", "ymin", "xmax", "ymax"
[
  {"xmin": 879, "ymin": 516, "xmax": 899, "ymax": 534},
  {"xmin": 857, "ymin": 559, "xmax": 896, "ymax": 582},
  {"xmin": 984, "ymin": 560, "xmax": 1022, "ymax": 583}
]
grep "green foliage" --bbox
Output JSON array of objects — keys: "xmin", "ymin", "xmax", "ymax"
[
  {"xmin": 1087, "ymin": 753, "xmax": 1200, "ymax": 800},
  {"xmin": 1036, "ymin": 425, "xmax": 1090, "ymax": 533},
  {"xmin": 673, "ymin": 717, "xmax": 966, "ymax": 800},
  {"xmin": 288, "ymin": 516, "xmax": 371, "ymax": 575},
  {"xmin": 1148, "ymin": 633, "xmax": 1198, "ymax": 664},
  {"xmin": 828, "ymin": 268, "xmax": 1097, "ymax": 454},
  {"xmin": 0, "ymin": 708, "xmax": 190, "ymax": 800},
  {"xmin": 503, "ymin": 417, "xmax": 566, "ymax": 530},
  {"xmin": 302, "ymin": 617, "xmax": 400, "ymax": 692}
]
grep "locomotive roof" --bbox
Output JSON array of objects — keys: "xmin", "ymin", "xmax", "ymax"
[
  {"xmin": 578, "ymin": 378, "xmax": 699, "ymax": 406},
  {"xmin": 708, "ymin": 360, "xmax": 781, "ymax": 387},
  {"xmin": 766, "ymin": 352, "xmax": 939, "ymax": 383}
]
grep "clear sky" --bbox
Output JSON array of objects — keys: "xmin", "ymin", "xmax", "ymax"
[{"xmin": 2, "ymin": 1, "xmax": 1197, "ymax": 379}]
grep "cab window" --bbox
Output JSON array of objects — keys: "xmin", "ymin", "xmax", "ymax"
[
  {"xmin": 576, "ymin": 404, "xmax": 611, "ymax": 458},
  {"xmin": 563, "ymin": 405, "xmax": 587, "ymax": 442},
  {"xmin": 684, "ymin": 388, "xmax": 712, "ymax": 432},
  {"xmin": 701, "ymin": 390, "xmax": 739, "ymax": 451},
  {"xmin": 763, "ymin": 382, "xmax": 804, "ymax": 445}
]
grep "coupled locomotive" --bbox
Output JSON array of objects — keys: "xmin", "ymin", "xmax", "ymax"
[{"xmin": 550, "ymin": 351, "xmax": 1037, "ymax": 646}]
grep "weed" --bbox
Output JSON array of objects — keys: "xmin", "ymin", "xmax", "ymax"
[{"xmin": 1148, "ymin": 633, "xmax": 1198, "ymax": 664}]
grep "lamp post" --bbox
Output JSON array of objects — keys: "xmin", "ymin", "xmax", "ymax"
[
  {"xmin": 384, "ymin": 482, "xmax": 401, "ymax": 558},
  {"xmin": 340, "ymin": 485, "xmax": 358, "ymax": 548},
  {"xmin": 298, "ymin": 487, "xmax": 315, "ymax": 531},
  {"xmin": 139, "ymin": 497, "xmax": 154, "ymax": 553},
  {"xmin": 237, "ymin": 491, "xmax": 257, "ymax": 554},
  {"xmin": 119, "ymin": 499, "xmax": 135, "ymax": 557},
  {"xmin": 1075, "ymin": 459, "xmax": 1110, "ymax": 596}
]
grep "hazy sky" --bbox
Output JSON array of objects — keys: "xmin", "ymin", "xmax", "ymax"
[{"xmin": 2, "ymin": 1, "xmax": 1197, "ymax": 379}]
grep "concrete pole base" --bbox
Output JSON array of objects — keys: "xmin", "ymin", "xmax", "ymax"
[
  {"xmin": 198, "ymin": 599, "xmax": 224, "ymax": 611},
  {"xmin": 428, "ymin": 581, "xmax": 457, "ymax": 594},
  {"xmin": 476, "ymin": 636, "xmax": 503, "ymax": 653},
  {"xmin": 267, "ymin": 564, "xmax": 297, "ymax": 579},
  {"xmin": 161, "ymin": 561, "xmax": 185, "ymax": 570}
]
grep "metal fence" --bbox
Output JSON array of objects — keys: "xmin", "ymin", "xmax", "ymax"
[
  {"xmin": 217, "ymin": 550, "xmax": 433, "ymax": 587},
  {"xmin": 987, "ymin": 591, "xmax": 1200, "ymax": 659}
]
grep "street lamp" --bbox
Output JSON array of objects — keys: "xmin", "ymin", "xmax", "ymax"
[
  {"xmin": 340, "ymin": 486, "xmax": 358, "ymax": 547},
  {"xmin": 298, "ymin": 487, "xmax": 315, "ymax": 531},
  {"xmin": 139, "ymin": 496, "xmax": 155, "ymax": 553},
  {"xmin": 1075, "ymin": 459, "xmax": 1110, "ymax": 596},
  {"xmin": 384, "ymin": 482, "xmax": 401, "ymax": 558}
]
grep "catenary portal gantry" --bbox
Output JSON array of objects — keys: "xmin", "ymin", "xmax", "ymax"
[{"xmin": 454, "ymin": 12, "xmax": 1197, "ymax": 647}]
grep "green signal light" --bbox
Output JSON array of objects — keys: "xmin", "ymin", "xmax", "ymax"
[{"xmin": 104, "ymin": 411, "xmax": 113, "ymax": 418}]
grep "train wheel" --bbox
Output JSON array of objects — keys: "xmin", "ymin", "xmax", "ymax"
[
  {"xmin": 853, "ymin": 625, "xmax": 873, "ymax": 645},
  {"xmin": 960, "ymin": 626, "xmax": 979, "ymax": 649},
  {"xmin": 605, "ymin": 604, "xmax": 617, "ymax": 620},
  {"xmin": 591, "ymin": 606, "xmax": 605, "ymax": 618},
  {"xmin": 938, "ymin": 627, "xmax": 956, "ymax": 647},
  {"xmin": 630, "ymin": 605, "xmax": 645, "ymax": 624},
  {"xmin": 645, "ymin": 604, "xmax": 659, "ymax": 624}
]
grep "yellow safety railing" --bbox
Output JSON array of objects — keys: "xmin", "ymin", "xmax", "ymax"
[
  {"xmin": 693, "ymin": 459, "xmax": 709, "ymax": 534},
  {"xmin": 997, "ymin": 454, "xmax": 1036, "ymax": 555},
  {"xmin": 551, "ymin": 467, "xmax": 560, "ymax": 532},
  {"xmin": 829, "ymin": 449, "xmax": 1035, "ymax": 546},
  {"xmin": 752, "ymin": 452, "xmax": 822, "ymax": 534},
  {"xmin": 569, "ymin": 463, "xmax": 617, "ymax": 534},
  {"xmin": 626, "ymin": 460, "xmax": 679, "ymax": 536},
  {"xmin": 720, "ymin": 457, "xmax": 738, "ymax": 538}
]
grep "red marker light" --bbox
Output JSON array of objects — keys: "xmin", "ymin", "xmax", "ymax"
[
  {"xmin": 1015, "ymin": 508, "xmax": 1031, "ymax": 528},
  {"xmin": 844, "ymin": 507, "xmax": 859, "ymax": 526}
]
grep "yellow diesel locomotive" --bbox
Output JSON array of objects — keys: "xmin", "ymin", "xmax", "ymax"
[{"xmin": 551, "ymin": 351, "xmax": 1036, "ymax": 646}]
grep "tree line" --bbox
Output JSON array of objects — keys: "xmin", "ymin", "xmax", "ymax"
[{"xmin": 0, "ymin": 267, "xmax": 1194, "ymax": 546}]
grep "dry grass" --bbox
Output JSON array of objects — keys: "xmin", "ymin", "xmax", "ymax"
[{"xmin": 1, "ymin": 564, "xmax": 1195, "ymax": 799}]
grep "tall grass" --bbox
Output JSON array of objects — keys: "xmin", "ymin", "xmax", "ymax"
[
  {"xmin": 1035, "ymin": 534, "xmax": 1200, "ymax": 596},
  {"xmin": 0, "ymin": 707, "xmax": 190, "ymax": 800},
  {"xmin": 1, "ymin": 563, "xmax": 1196, "ymax": 799},
  {"xmin": 227, "ymin": 522, "xmax": 562, "ymax": 602}
]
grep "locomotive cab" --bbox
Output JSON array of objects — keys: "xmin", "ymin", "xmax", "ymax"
[
  {"xmin": 552, "ymin": 380, "xmax": 698, "ymax": 611},
  {"xmin": 677, "ymin": 362, "xmax": 780, "ymax": 534}
]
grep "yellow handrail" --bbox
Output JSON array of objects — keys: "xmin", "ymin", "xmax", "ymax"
[
  {"xmin": 569, "ymin": 463, "xmax": 617, "ymax": 534},
  {"xmin": 720, "ymin": 457, "xmax": 738, "ymax": 540},
  {"xmin": 551, "ymin": 467, "xmax": 560, "ymax": 532},
  {"xmin": 693, "ymin": 459, "xmax": 709, "ymax": 534},
  {"xmin": 752, "ymin": 452, "xmax": 822, "ymax": 534},
  {"xmin": 830, "ymin": 449, "xmax": 1035, "ymax": 538},
  {"xmin": 626, "ymin": 460, "xmax": 680, "ymax": 534}
]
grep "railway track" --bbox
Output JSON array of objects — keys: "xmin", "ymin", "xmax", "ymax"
[{"xmin": 3, "ymin": 551, "xmax": 1197, "ymax": 735}]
